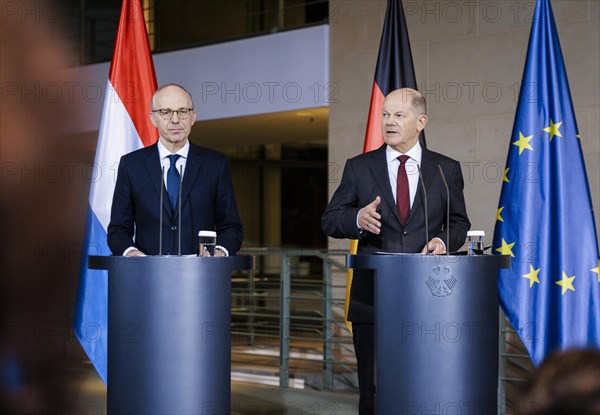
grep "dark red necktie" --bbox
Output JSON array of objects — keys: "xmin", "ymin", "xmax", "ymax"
[{"xmin": 396, "ymin": 155, "xmax": 410, "ymax": 225}]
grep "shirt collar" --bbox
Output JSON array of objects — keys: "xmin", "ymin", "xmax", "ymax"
[
  {"xmin": 158, "ymin": 139, "xmax": 190, "ymax": 160},
  {"xmin": 386, "ymin": 141, "xmax": 422, "ymax": 165}
]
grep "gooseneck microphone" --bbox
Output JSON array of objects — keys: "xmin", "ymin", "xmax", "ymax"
[
  {"xmin": 437, "ymin": 164, "xmax": 450, "ymax": 256},
  {"xmin": 178, "ymin": 164, "xmax": 183, "ymax": 256},
  {"xmin": 159, "ymin": 166, "xmax": 165, "ymax": 256},
  {"xmin": 417, "ymin": 164, "xmax": 429, "ymax": 254}
]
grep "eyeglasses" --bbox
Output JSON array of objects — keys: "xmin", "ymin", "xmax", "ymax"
[{"xmin": 152, "ymin": 108, "xmax": 194, "ymax": 120}]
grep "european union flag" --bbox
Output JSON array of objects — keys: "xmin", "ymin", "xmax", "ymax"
[{"xmin": 493, "ymin": 0, "xmax": 600, "ymax": 367}]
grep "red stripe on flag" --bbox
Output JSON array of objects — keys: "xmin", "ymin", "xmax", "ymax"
[
  {"xmin": 363, "ymin": 82, "xmax": 386, "ymax": 153},
  {"xmin": 345, "ymin": 0, "xmax": 421, "ymax": 333},
  {"xmin": 109, "ymin": 0, "xmax": 158, "ymax": 147}
]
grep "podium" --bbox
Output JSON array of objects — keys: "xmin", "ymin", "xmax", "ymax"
[
  {"xmin": 348, "ymin": 254, "xmax": 510, "ymax": 414},
  {"xmin": 89, "ymin": 255, "xmax": 253, "ymax": 415}
]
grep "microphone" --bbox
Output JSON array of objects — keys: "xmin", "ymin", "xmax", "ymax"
[
  {"xmin": 417, "ymin": 164, "xmax": 429, "ymax": 254},
  {"xmin": 159, "ymin": 166, "xmax": 165, "ymax": 256},
  {"xmin": 178, "ymin": 164, "xmax": 183, "ymax": 256},
  {"xmin": 437, "ymin": 164, "xmax": 450, "ymax": 256}
]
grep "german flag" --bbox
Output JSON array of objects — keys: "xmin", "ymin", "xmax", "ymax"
[{"xmin": 345, "ymin": 0, "xmax": 424, "ymax": 332}]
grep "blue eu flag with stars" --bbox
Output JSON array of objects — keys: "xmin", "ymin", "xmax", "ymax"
[{"xmin": 493, "ymin": 0, "xmax": 600, "ymax": 367}]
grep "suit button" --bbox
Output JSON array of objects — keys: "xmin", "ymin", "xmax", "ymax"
[
  {"xmin": 171, "ymin": 226, "xmax": 177, "ymax": 231},
  {"xmin": 402, "ymin": 231, "xmax": 408, "ymax": 236}
]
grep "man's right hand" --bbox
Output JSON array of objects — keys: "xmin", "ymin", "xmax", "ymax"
[
  {"xmin": 358, "ymin": 196, "xmax": 382, "ymax": 235},
  {"xmin": 125, "ymin": 249, "xmax": 146, "ymax": 257}
]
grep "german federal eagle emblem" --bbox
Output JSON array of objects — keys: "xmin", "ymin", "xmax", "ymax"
[{"xmin": 425, "ymin": 266, "xmax": 457, "ymax": 297}]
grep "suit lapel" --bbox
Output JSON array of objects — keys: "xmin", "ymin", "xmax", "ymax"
[
  {"xmin": 368, "ymin": 145, "xmax": 400, "ymax": 224},
  {"xmin": 177, "ymin": 143, "xmax": 203, "ymax": 219},
  {"xmin": 407, "ymin": 148, "xmax": 436, "ymax": 224}
]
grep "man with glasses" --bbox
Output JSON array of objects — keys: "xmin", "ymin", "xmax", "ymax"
[{"xmin": 108, "ymin": 84, "xmax": 243, "ymax": 257}]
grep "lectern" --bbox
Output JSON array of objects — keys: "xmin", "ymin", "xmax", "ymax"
[
  {"xmin": 348, "ymin": 254, "xmax": 510, "ymax": 414},
  {"xmin": 89, "ymin": 255, "xmax": 253, "ymax": 415}
]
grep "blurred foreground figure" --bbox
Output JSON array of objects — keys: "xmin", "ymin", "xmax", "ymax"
[
  {"xmin": 1, "ymin": 1, "xmax": 89, "ymax": 412},
  {"xmin": 518, "ymin": 348, "xmax": 600, "ymax": 415}
]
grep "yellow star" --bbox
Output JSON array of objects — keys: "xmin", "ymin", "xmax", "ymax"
[
  {"xmin": 496, "ymin": 238, "xmax": 515, "ymax": 257},
  {"xmin": 523, "ymin": 265, "xmax": 541, "ymax": 288},
  {"xmin": 576, "ymin": 133, "xmax": 581, "ymax": 140},
  {"xmin": 555, "ymin": 272, "xmax": 576, "ymax": 295},
  {"xmin": 592, "ymin": 260, "xmax": 599, "ymax": 283},
  {"xmin": 513, "ymin": 132, "xmax": 534, "ymax": 155},
  {"xmin": 503, "ymin": 168, "xmax": 510, "ymax": 183},
  {"xmin": 543, "ymin": 119, "xmax": 563, "ymax": 141},
  {"xmin": 497, "ymin": 207, "xmax": 504, "ymax": 222}
]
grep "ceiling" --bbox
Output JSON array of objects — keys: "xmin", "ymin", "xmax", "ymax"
[
  {"xmin": 75, "ymin": 107, "xmax": 329, "ymax": 156},
  {"xmin": 189, "ymin": 107, "xmax": 328, "ymax": 150}
]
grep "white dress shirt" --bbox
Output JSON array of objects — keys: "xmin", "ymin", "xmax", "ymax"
[
  {"xmin": 159, "ymin": 140, "xmax": 228, "ymax": 256},
  {"xmin": 123, "ymin": 140, "xmax": 229, "ymax": 256},
  {"xmin": 387, "ymin": 141, "xmax": 445, "ymax": 249},
  {"xmin": 158, "ymin": 139, "xmax": 189, "ymax": 189},
  {"xmin": 356, "ymin": 141, "xmax": 445, "ymax": 250},
  {"xmin": 386, "ymin": 142, "xmax": 422, "ymax": 208}
]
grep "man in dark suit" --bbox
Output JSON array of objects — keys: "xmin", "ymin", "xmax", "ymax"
[
  {"xmin": 108, "ymin": 84, "xmax": 243, "ymax": 257},
  {"xmin": 322, "ymin": 88, "xmax": 470, "ymax": 413}
]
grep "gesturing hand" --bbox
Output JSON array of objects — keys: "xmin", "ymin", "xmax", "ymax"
[{"xmin": 358, "ymin": 196, "xmax": 382, "ymax": 235}]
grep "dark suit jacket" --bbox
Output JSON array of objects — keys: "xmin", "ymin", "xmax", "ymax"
[
  {"xmin": 108, "ymin": 142, "xmax": 243, "ymax": 256},
  {"xmin": 321, "ymin": 144, "xmax": 470, "ymax": 323}
]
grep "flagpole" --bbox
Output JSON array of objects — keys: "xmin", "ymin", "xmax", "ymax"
[
  {"xmin": 73, "ymin": 0, "xmax": 158, "ymax": 383},
  {"xmin": 344, "ymin": 0, "xmax": 423, "ymax": 333}
]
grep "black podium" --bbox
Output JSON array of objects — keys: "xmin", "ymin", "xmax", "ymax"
[
  {"xmin": 89, "ymin": 255, "xmax": 253, "ymax": 415},
  {"xmin": 348, "ymin": 254, "xmax": 510, "ymax": 414}
]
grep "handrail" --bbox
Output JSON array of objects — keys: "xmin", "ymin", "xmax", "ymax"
[
  {"xmin": 232, "ymin": 247, "xmax": 533, "ymax": 412},
  {"xmin": 232, "ymin": 247, "xmax": 354, "ymax": 392}
]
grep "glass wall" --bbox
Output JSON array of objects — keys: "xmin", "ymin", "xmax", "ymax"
[{"xmin": 61, "ymin": 0, "xmax": 328, "ymax": 65}]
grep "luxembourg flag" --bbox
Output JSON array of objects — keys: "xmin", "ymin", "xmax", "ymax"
[{"xmin": 73, "ymin": 0, "xmax": 158, "ymax": 383}]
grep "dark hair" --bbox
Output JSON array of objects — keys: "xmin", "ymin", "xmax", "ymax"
[{"xmin": 518, "ymin": 348, "xmax": 600, "ymax": 415}]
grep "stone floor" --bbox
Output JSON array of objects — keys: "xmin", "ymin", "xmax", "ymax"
[{"xmin": 47, "ymin": 361, "xmax": 359, "ymax": 415}]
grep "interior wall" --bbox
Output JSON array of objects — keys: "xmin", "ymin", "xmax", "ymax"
[
  {"xmin": 62, "ymin": 25, "xmax": 330, "ymax": 136},
  {"xmin": 328, "ymin": 0, "xmax": 600, "ymax": 249}
]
